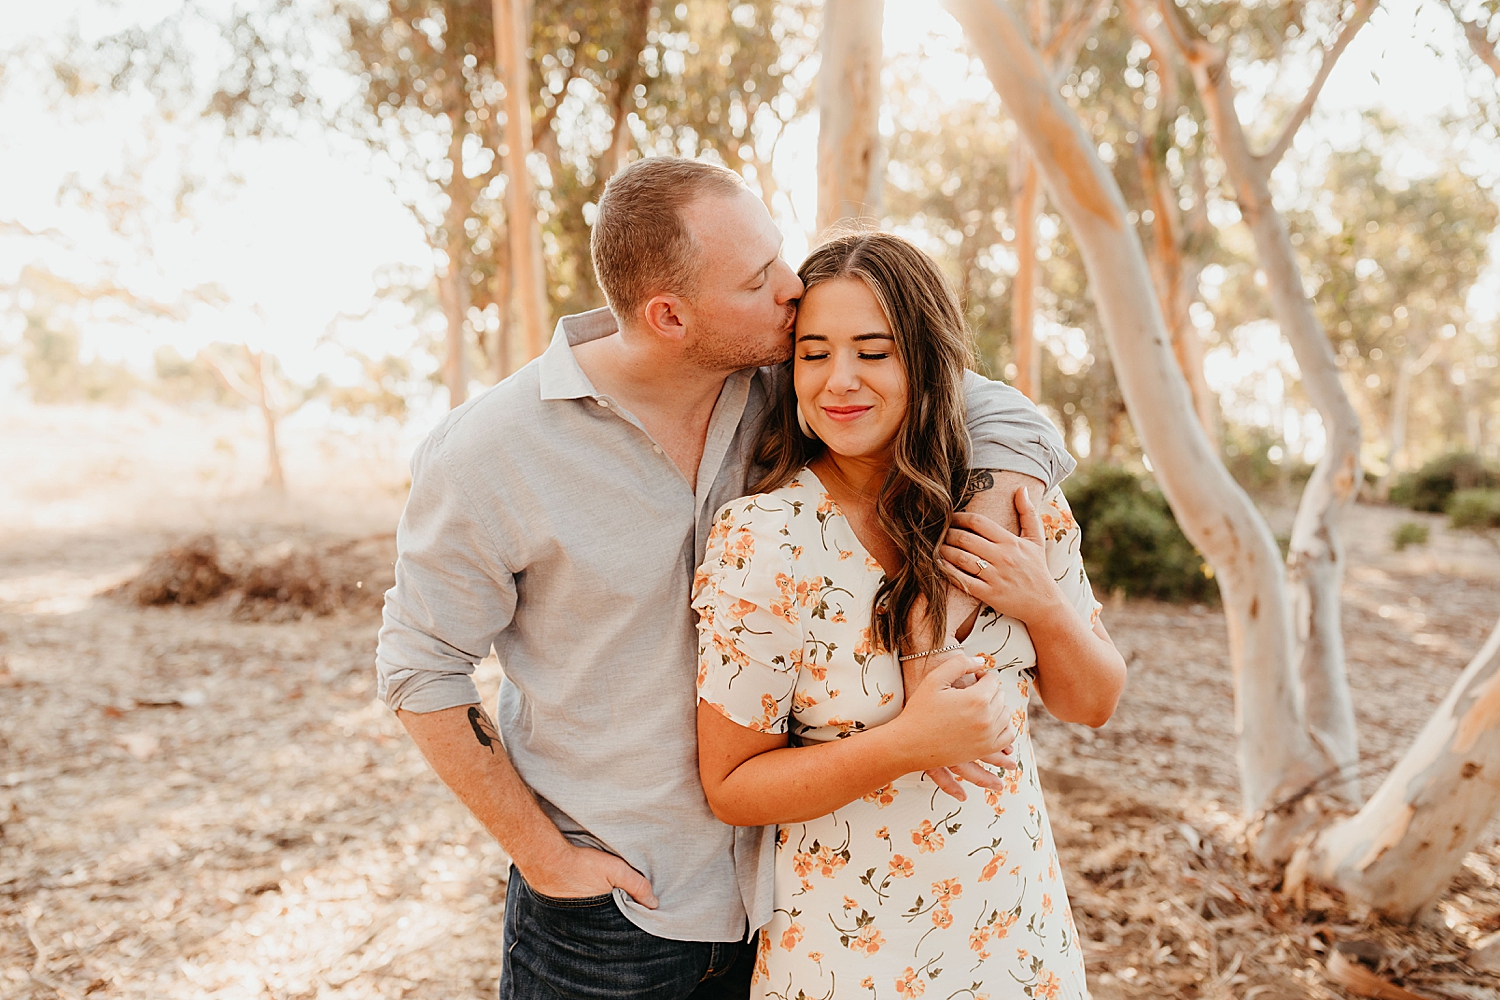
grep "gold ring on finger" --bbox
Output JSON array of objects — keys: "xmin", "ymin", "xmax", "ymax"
[{"xmin": 973, "ymin": 558, "xmax": 989, "ymax": 573}]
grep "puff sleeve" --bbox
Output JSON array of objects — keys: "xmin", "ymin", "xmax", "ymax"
[
  {"xmin": 692, "ymin": 497, "xmax": 807, "ymax": 734},
  {"xmin": 1041, "ymin": 487, "xmax": 1103, "ymax": 627}
]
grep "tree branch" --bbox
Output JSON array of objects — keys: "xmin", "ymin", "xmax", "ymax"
[
  {"xmin": 1258, "ymin": 0, "xmax": 1378, "ymax": 171},
  {"xmin": 1152, "ymin": 0, "xmax": 1214, "ymax": 64},
  {"xmin": 1442, "ymin": 0, "xmax": 1500, "ymax": 76},
  {"xmin": 1043, "ymin": 0, "xmax": 1111, "ymax": 71}
]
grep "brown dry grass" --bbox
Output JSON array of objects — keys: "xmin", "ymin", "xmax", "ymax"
[{"xmin": 2, "ymin": 499, "xmax": 1498, "ymax": 999}]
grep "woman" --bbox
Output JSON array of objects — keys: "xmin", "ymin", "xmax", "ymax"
[{"xmin": 693, "ymin": 232, "xmax": 1127, "ymax": 999}]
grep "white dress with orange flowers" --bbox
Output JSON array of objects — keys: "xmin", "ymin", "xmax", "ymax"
[{"xmin": 694, "ymin": 468, "xmax": 1100, "ymax": 1000}]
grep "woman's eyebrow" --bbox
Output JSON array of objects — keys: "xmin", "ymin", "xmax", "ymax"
[
  {"xmin": 795, "ymin": 333, "xmax": 828, "ymax": 343},
  {"xmin": 852, "ymin": 333, "xmax": 895, "ymax": 341}
]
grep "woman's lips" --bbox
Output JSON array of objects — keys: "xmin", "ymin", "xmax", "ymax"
[{"xmin": 822, "ymin": 405, "xmax": 873, "ymax": 422}]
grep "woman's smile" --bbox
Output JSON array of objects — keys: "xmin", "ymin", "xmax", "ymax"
[{"xmin": 821, "ymin": 404, "xmax": 873, "ymax": 422}]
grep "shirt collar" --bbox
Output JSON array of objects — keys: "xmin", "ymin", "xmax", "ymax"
[{"xmin": 538, "ymin": 307, "xmax": 620, "ymax": 401}]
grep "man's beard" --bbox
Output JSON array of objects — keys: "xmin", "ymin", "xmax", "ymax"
[{"xmin": 685, "ymin": 304, "xmax": 797, "ymax": 371}]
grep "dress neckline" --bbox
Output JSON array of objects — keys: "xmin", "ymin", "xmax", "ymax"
[{"xmin": 793, "ymin": 465, "xmax": 889, "ymax": 578}]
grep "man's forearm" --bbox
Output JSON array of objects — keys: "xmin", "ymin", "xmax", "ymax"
[
  {"xmin": 396, "ymin": 703, "xmax": 570, "ymax": 876},
  {"xmin": 951, "ymin": 472, "xmax": 1045, "ymax": 619}
]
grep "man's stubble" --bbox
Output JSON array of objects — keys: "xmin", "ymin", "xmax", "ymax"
[{"xmin": 682, "ymin": 302, "xmax": 798, "ymax": 373}]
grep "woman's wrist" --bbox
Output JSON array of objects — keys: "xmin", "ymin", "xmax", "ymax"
[{"xmin": 867, "ymin": 713, "xmax": 928, "ymax": 776}]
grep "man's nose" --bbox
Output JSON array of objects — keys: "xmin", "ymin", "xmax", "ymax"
[{"xmin": 776, "ymin": 260, "xmax": 804, "ymax": 302}]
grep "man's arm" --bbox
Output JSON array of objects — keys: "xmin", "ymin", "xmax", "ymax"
[
  {"xmin": 398, "ymin": 704, "xmax": 657, "ymax": 905},
  {"xmin": 377, "ymin": 432, "xmax": 656, "ymax": 905},
  {"xmin": 940, "ymin": 372, "xmax": 1071, "ymax": 643}
]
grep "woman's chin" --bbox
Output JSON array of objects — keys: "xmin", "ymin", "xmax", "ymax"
[{"xmin": 816, "ymin": 433, "xmax": 896, "ymax": 463}]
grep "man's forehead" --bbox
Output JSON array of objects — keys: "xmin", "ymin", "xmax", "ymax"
[{"xmin": 683, "ymin": 189, "xmax": 780, "ymax": 262}]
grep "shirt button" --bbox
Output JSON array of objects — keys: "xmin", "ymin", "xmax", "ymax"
[
  {"xmin": 596, "ymin": 399, "xmax": 609, "ymax": 407},
  {"xmin": 653, "ymin": 445, "xmax": 663, "ymax": 454}
]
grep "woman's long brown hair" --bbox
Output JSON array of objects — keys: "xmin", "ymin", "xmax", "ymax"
[{"xmin": 751, "ymin": 231, "xmax": 976, "ymax": 655}]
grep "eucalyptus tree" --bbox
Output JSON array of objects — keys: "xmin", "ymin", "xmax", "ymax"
[
  {"xmin": 941, "ymin": 0, "xmax": 1500, "ymax": 918},
  {"xmin": 79, "ymin": 0, "xmax": 816, "ymax": 402},
  {"xmin": 817, "ymin": 0, "xmax": 884, "ymax": 229},
  {"xmin": 1289, "ymin": 140, "xmax": 1497, "ymax": 488}
]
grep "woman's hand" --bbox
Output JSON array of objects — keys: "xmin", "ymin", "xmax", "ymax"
[
  {"xmin": 939, "ymin": 486, "xmax": 1068, "ymax": 626},
  {"xmin": 888, "ymin": 651, "xmax": 1019, "ymax": 777}
]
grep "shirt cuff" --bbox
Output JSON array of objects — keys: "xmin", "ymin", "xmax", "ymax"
[
  {"xmin": 969, "ymin": 439, "xmax": 1077, "ymax": 492},
  {"xmin": 379, "ymin": 667, "xmax": 483, "ymax": 714}
]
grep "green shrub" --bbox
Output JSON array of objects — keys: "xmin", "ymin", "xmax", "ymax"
[
  {"xmin": 1390, "ymin": 453, "xmax": 1499, "ymax": 512},
  {"xmin": 1062, "ymin": 464, "xmax": 1218, "ymax": 604},
  {"xmin": 1222, "ymin": 428, "xmax": 1314, "ymax": 496},
  {"xmin": 1447, "ymin": 489, "xmax": 1500, "ymax": 531},
  {"xmin": 1391, "ymin": 521, "xmax": 1430, "ymax": 551}
]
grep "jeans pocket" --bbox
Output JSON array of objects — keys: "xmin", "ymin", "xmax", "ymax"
[{"xmin": 524, "ymin": 884, "xmax": 617, "ymax": 909}]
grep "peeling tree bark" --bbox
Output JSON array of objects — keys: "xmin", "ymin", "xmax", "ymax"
[
  {"xmin": 494, "ymin": 0, "xmax": 551, "ymax": 362},
  {"xmin": 1299, "ymin": 616, "xmax": 1500, "ymax": 919},
  {"xmin": 1158, "ymin": 0, "xmax": 1375, "ymax": 809},
  {"xmin": 944, "ymin": 0, "xmax": 1334, "ymax": 855},
  {"xmin": 816, "ymin": 0, "xmax": 885, "ymax": 231}
]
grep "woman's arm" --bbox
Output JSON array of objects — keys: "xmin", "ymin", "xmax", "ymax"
[
  {"xmin": 938, "ymin": 488, "xmax": 1127, "ymax": 728},
  {"xmin": 698, "ymin": 652, "xmax": 1019, "ymax": 827}
]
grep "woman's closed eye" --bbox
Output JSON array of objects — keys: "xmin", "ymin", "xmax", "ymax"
[{"xmin": 797, "ymin": 351, "xmax": 891, "ymax": 362}]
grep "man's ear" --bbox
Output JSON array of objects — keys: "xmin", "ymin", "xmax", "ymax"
[{"xmin": 642, "ymin": 293, "xmax": 689, "ymax": 343}]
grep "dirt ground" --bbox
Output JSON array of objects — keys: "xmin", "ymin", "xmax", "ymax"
[{"xmin": 3, "ymin": 407, "xmax": 1500, "ymax": 999}]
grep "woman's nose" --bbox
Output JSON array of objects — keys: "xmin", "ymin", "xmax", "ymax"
[{"xmin": 827, "ymin": 352, "xmax": 861, "ymax": 393}]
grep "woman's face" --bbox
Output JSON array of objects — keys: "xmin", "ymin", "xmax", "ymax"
[{"xmin": 793, "ymin": 276, "xmax": 908, "ymax": 462}]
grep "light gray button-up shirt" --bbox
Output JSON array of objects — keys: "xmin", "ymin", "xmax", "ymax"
[{"xmin": 375, "ymin": 308, "xmax": 1074, "ymax": 943}]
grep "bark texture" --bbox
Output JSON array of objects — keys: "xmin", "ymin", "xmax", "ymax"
[
  {"xmin": 1299, "ymin": 616, "xmax": 1500, "ymax": 919},
  {"xmin": 816, "ymin": 0, "xmax": 885, "ymax": 231},
  {"xmin": 1159, "ymin": 0, "xmax": 1375, "ymax": 809},
  {"xmin": 944, "ymin": 0, "xmax": 1332, "ymax": 854},
  {"xmin": 494, "ymin": 0, "xmax": 551, "ymax": 362}
]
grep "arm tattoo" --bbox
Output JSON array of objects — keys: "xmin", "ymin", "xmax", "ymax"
[
  {"xmin": 467, "ymin": 705, "xmax": 501, "ymax": 753},
  {"xmin": 957, "ymin": 469, "xmax": 998, "ymax": 510}
]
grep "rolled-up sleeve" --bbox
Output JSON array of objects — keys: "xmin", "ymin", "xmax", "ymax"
[
  {"xmin": 375, "ymin": 431, "xmax": 517, "ymax": 713},
  {"xmin": 961, "ymin": 371, "xmax": 1075, "ymax": 490}
]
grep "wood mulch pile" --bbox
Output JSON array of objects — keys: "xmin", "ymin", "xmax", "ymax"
[{"xmin": 2, "ymin": 502, "xmax": 1498, "ymax": 998}]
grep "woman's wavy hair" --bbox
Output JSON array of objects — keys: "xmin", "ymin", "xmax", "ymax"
[{"xmin": 751, "ymin": 230, "xmax": 976, "ymax": 655}]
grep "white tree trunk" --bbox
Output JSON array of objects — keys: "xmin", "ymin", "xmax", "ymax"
[
  {"xmin": 438, "ymin": 260, "xmax": 470, "ymax": 408},
  {"xmin": 944, "ymin": 0, "xmax": 1335, "ymax": 856},
  {"xmin": 248, "ymin": 348, "xmax": 285, "ymax": 494},
  {"xmin": 816, "ymin": 0, "xmax": 885, "ymax": 231},
  {"xmin": 1300, "ymin": 616, "xmax": 1500, "ymax": 919},
  {"xmin": 440, "ymin": 106, "xmax": 473, "ymax": 408},
  {"xmin": 494, "ymin": 0, "xmax": 551, "ymax": 361},
  {"xmin": 1009, "ymin": 147, "xmax": 1042, "ymax": 401},
  {"xmin": 1377, "ymin": 352, "xmax": 1415, "ymax": 501},
  {"xmin": 1164, "ymin": 0, "xmax": 1374, "ymax": 808}
]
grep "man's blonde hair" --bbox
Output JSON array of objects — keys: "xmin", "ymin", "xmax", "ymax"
[{"xmin": 590, "ymin": 157, "xmax": 746, "ymax": 320}]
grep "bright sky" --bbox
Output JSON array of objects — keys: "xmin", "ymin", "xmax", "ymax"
[{"xmin": 1, "ymin": 0, "xmax": 1495, "ymax": 436}]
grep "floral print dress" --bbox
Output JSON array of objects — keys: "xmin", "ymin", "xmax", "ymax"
[{"xmin": 693, "ymin": 468, "xmax": 1101, "ymax": 1000}]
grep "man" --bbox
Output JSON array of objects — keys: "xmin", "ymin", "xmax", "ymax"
[{"xmin": 375, "ymin": 157, "xmax": 1074, "ymax": 999}]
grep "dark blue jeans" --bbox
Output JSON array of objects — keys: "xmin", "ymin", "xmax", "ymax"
[{"xmin": 500, "ymin": 866, "xmax": 753, "ymax": 1000}]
